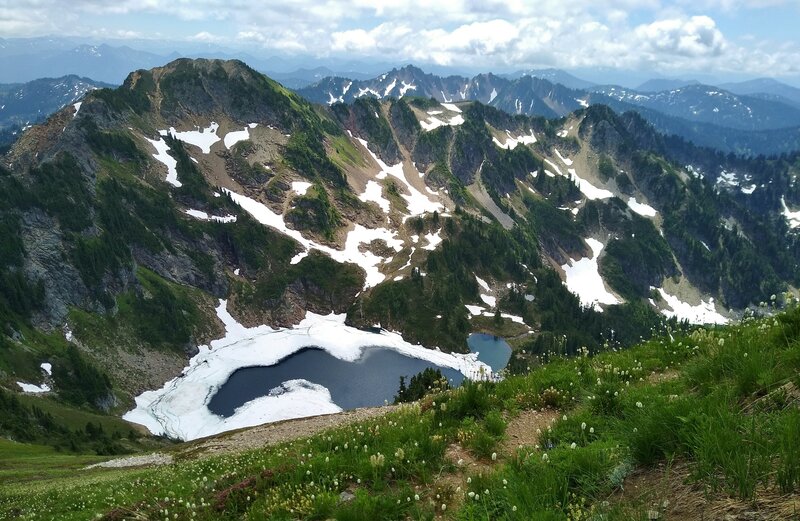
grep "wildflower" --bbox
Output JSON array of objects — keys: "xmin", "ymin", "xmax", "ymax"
[
  {"xmin": 414, "ymin": 494, "xmax": 420, "ymax": 501},
  {"xmin": 589, "ymin": 427, "xmax": 594, "ymax": 434},
  {"xmin": 491, "ymin": 452, "xmax": 497, "ymax": 461},
  {"xmin": 581, "ymin": 422, "xmax": 587, "ymax": 431},
  {"xmin": 636, "ymin": 401, "xmax": 643, "ymax": 408},
  {"xmin": 441, "ymin": 504, "xmax": 447, "ymax": 511},
  {"xmin": 512, "ymin": 505, "xmax": 518, "ymax": 512},
  {"xmin": 570, "ymin": 442, "xmax": 577, "ymax": 449},
  {"xmin": 369, "ymin": 453, "xmax": 385, "ymax": 467},
  {"xmin": 395, "ymin": 448, "xmax": 405, "ymax": 460},
  {"xmin": 542, "ymin": 453, "xmax": 549, "ymax": 461}
]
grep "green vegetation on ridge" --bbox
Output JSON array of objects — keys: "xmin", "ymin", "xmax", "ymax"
[{"xmin": 3, "ymin": 301, "xmax": 799, "ymax": 520}]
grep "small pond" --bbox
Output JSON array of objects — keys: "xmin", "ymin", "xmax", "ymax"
[
  {"xmin": 467, "ymin": 333, "xmax": 512, "ymax": 372},
  {"xmin": 208, "ymin": 347, "xmax": 464, "ymax": 417}
]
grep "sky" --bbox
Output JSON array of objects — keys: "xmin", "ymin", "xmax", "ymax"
[{"xmin": 2, "ymin": 0, "xmax": 800, "ymax": 81}]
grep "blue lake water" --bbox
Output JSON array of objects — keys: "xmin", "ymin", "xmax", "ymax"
[
  {"xmin": 208, "ymin": 347, "xmax": 465, "ymax": 418},
  {"xmin": 467, "ymin": 333, "xmax": 512, "ymax": 372}
]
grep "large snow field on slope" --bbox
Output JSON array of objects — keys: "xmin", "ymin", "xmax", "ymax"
[{"xmin": 561, "ymin": 238, "xmax": 620, "ymax": 311}]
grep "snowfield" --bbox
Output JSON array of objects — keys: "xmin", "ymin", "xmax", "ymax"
[
  {"xmin": 627, "ymin": 197, "xmax": 658, "ymax": 217},
  {"xmin": 355, "ymin": 138, "xmax": 443, "ymax": 219},
  {"xmin": 223, "ymin": 188, "xmax": 404, "ymax": 288},
  {"xmin": 123, "ymin": 300, "xmax": 490, "ymax": 441},
  {"xmin": 655, "ymin": 288, "xmax": 728, "ymax": 325},
  {"xmin": 561, "ymin": 238, "xmax": 620, "ymax": 311},
  {"xmin": 185, "ymin": 209, "xmax": 237, "ymax": 223},
  {"xmin": 492, "ymin": 130, "xmax": 536, "ymax": 150},
  {"xmin": 781, "ymin": 197, "xmax": 800, "ymax": 228},
  {"xmin": 17, "ymin": 381, "xmax": 50, "ymax": 393},
  {"xmin": 165, "ymin": 122, "xmax": 220, "ymax": 154},
  {"xmin": 223, "ymin": 123, "xmax": 258, "ymax": 149},
  {"xmin": 358, "ymin": 180, "xmax": 391, "ymax": 214},
  {"xmin": 145, "ymin": 136, "xmax": 181, "ymax": 187},
  {"xmin": 291, "ymin": 181, "xmax": 313, "ymax": 196}
]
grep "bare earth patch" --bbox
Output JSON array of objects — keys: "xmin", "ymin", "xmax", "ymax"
[
  {"xmin": 178, "ymin": 405, "xmax": 401, "ymax": 458},
  {"xmin": 502, "ymin": 408, "xmax": 560, "ymax": 454},
  {"xmin": 85, "ymin": 453, "xmax": 173, "ymax": 469}
]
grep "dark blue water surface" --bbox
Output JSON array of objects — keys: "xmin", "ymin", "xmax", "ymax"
[
  {"xmin": 208, "ymin": 347, "xmax": 464, "ymax": 417},
  {"xmin": 467, "ymin": 333, "xmax": 512, "ymax": 372}
]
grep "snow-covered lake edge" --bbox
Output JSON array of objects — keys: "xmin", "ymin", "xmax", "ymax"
[{"xmin": 123, "ymin": 300, "xmax": 490, "ymax": 441}]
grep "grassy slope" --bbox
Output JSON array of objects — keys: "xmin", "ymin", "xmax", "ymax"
[{"xmin": 3, "ymin": 303, "xmax": 799, "ymax": 520}]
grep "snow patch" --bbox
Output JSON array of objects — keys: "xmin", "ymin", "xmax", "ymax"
[
  {"xmin": 384, "ymin": 78, "xmax": 397, "ymax": 97},
  {"xmin": 166, "ymin": 122, "xmax": 220, "ymax": 154},
  {"xmin": 489, "ymin": 88, "xmax": 498, "ymax": 103},
  {"xmin": 291, "ymin": 181, "xmax": 313, "ymax": 196},
  {"xmin": 356, "ymin": 138, "xmax": 443, "ymax": 219},
  {"xmin": 421, "ymin": 230, "xmax": 443, "ymax": 251},
  {"xmin": 567, "ymin": 168, "xmax": 614, "ymax": 200},
  {"xmin": 223, "ymin": 124, "xmax": 257, "ymax": 149},
  {"xmin": 656, "ymin": 288, "xmax": 728, "ymax": 325},
  {"xmin": 627, "ymin": 197, "xmax": 657, "ymax": 217},
  {"xmin": 441, "ymin": 103, "xmax": 462, "ymax": 113},
  {"xmin": 223, "ymin": 189, "xmax": 402, "ymax": 288},
  {"xmin": 124, "ymin": 300, "xmax": 490, "ymax": 440},
  {"xmin": 72, "ymin": 101, "xmax": 82, "ymax": 117},
  {"xmin": 356, "ymin": 87, "xmax": 381, "ymax": 98},
  {"xmin": 781, "ymin": 197, "xmax": 800, "ymax": 228},
  {"xmin": 185, "ymin": 209, "xmax": 237, "ymax": 223},
  {"xmin": 17, "ymin": 381, "xmax": 50, "ymax": 393},
  {"xmin": 40, "ymin": 363, "xmax": 52, "ymax": 375},
  {"xmin": 493, "ymin": 130, "xmax": 536, "ymax": 150},
  {"xmin": 145, "ymin": 136, "xmax": 181, "ymax": 187},
  {"xmin": 554, "ymin": 148, "xmax": 573, "ymax": 166},
  {"xmin": 399, "ymin": 81, "xmax": 416, "ymax": 97},
  {"xmin": 561, "ymin": 238, "xmax": 620, "ymax": 311},
  {"xmin": 475, "ymin": 275, "xmax": 491, "ymax": 292},
  {"xmin": 480, "ymin": 294, "xmax": 497, "ymax": 307},
  {"xmin": 448, "ymin": 114, "xmax": 465, "ymax": 126},
  {"xmin": 359, "ymin": 180, "xmax": 391, "ymax": 214}
]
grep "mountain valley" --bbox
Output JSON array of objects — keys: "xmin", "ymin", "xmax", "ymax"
[{"xmin": 2, "ymin": 57, "xmax": 800, "ymax": 520}]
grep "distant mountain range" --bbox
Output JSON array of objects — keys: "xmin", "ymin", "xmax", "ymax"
[
  {"xmin": 0, "ymin": 43, "xmax": 179, "ymax": 84},
  {"xmin": 506, "ymin": 68, "xmax": 596, "ymax": 90},
  {"xmin": 4, "ymin": 35, "xmax": 800, "ymax": 156},
  {"xmin": 0, "ymin": 75, "xmax": 112, "ymax": 149},
  {"xmin": 298, "ymin": 65, "xmax": 800, "ymax": 156}
]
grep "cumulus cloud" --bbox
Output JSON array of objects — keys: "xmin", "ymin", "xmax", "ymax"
[{"xmin": 635, "ymin": 16, "xmax": 726, "ymax": 57}]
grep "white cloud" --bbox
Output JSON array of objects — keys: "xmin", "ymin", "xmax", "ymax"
[
  {"xmin": 634, "ymin": 16, "xmax": 726, "ymax": 58},
  {"xmin": 1, "ymin": 0, "xmax": 800, "ymax": 77},
  {"xmin": 189, "ymin": 31, "xmax": 222, "ymax": 42}
]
